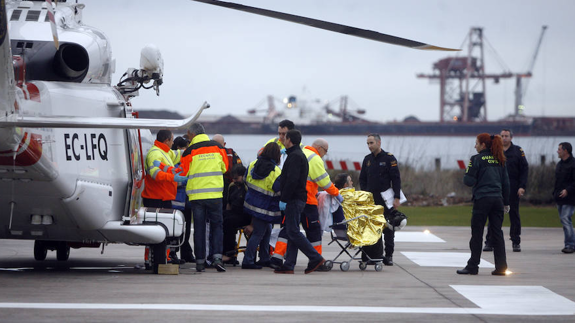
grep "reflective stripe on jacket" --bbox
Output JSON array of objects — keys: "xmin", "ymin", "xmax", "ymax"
[
  {"xmin": 179, "ymin": 134, "xmax": 228, "ymax": 201},
  {"xmin": 141, "ymin": 141, "xmax": 181, "ymax": 201},
  {"xmin": 173, "ymin": 184, "xmax": 188, "ymax": 211},
  {"xmin": 303, "ymin": 146, "xmax": 339, "ymax": 205},
  {"xmin": 258, "ymin": 137, "xmax": 285, "ymax": 156},
  {"xmin": 243, "ymin": 159, "xmax": 282, "ymax": 223}
]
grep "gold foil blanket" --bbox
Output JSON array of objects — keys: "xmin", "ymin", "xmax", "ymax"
[{"xmin": 340, "ymin": 188, "xmax": 387, "ymax": 247}]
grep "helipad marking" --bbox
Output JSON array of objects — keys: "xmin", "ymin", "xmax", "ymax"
[
  {"xmin": 394, "ymin": 232, "xmax": 445, "ymax": 243},
  {"xmin": 1, "ymin": 286, "xmax": 574, "ymax": 316},
  {"xmin": 401, "ymin": 252, "xmax": 494, "ymax": 268},
  {"xmin": 452, "ymin": 285, "xmax": 575, "ymax": 315}
]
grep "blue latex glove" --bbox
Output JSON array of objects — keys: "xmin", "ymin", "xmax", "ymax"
[
  {"xmin": 279, "ymin": 201, "xmax": 287, "ymax": 211},
  {"xmin": 174, "ymin": 174, "xmax": 187, "ymax": 183},
  {"xmin": 336, "ymin": 194, "xmax": 344, "ymax": 203},
  {"xmin": 152, "ymin": 160, "xmax": 161, "ymax": 168},
  {"xmin": 280, "ymin": 148, "xmax": 286, "ymax": 155}
]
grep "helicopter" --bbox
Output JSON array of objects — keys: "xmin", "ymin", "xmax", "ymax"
[{"xmin": 0, "ymin": 0, "xmax": 457, "ymax": 273}]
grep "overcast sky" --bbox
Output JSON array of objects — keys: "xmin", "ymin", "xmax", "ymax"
[{"xmin": 81, "ymin": 0, "xmax": 574, "ymax": 123}]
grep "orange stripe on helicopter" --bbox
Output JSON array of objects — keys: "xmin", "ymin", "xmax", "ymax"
[{"xmin": 0, "ymin": 132, "xmax": 43, "ymax": 166}]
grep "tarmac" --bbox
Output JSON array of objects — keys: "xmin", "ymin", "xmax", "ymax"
[{"xmin": 0, "ymin": 226, "xmax": 574, "ymax": 323}]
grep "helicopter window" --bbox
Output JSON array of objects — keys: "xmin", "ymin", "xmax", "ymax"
[
  {"xmin": 25, "ymin": 42, "xmax": 33, "ymax": 49},
  {"xmin": 10, "ymin": 10, "xmax": 22, "ymax": 21},
  {"xmin": 16, "ymin": 42, "xmax": 25, "ymax": 48},
  {"xmin": 26, "ymin": 10, "xmax": 41, "ymax": 22}
]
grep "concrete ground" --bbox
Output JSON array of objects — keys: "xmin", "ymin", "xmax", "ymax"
[{"xmin": 0, "ymin": 226, "xmax": 574, "ymax": 322}]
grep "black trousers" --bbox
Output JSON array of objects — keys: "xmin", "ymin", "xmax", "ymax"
[
  {"xmin": 142, "ymin": 198, "xmax": 172, "ymax": 209},
  {"xmin": 223, "ymin": 209, "xmax": 252, "ymax": 255},
  {"xmin": 467, "ymin": 197, "xmax": 507, "ymax": 272},
  {"xmin": 276, "ymin": 204, "xmax": 323, "ymax": 254},
  {"xmin": 179, "ymin": 204, "xmax": 195, "ymax": 260},
  {"xmin": 486, "ymin": 184, "xmax": 521, "ymax": 245}
]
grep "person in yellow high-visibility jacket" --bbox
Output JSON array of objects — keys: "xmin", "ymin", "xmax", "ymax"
[
  {"xmin": 271, "ymin": 138, "xmax": 343, "ymax": 270},
  {"xmin": 176, "ymin": 123, "xmax": 229, "ymax": 273},
  {"xmin": 258, "ymin": 119, "xmax": 293, "ymax": 163}
]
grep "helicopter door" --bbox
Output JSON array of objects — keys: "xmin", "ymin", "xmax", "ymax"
[{"xmin": 125, "ymin": 126, "xmax": 145, "ymax": 224}]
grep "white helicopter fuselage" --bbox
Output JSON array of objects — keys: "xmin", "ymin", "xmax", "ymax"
[
  {"xmin": 0, "ymin": 1, "xmax": 185, "ymax": 250},
  {"xmin": 0, "ymin": 81, "xmax": 150, "ymax": 243}
]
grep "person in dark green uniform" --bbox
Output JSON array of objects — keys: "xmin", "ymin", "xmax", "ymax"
[{"xmin": 458, "ymin": 133, "xmax": 510, "ymax": 276}]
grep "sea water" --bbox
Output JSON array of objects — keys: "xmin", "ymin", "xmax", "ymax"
[{"xmin": 215, "ymin": 135, "xmax": 575, "ymax": 170}]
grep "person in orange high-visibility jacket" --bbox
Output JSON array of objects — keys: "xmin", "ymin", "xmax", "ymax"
[
  {"xmin": 271, "ymin": 138, "xmax": 342, "ymax": 269},
  {"xmin": 177, "ymin": 123, "xmax": 229, "ymax": 272},
  {"xmin": 141, "ymin": 129, "xmax": 186, "ymax": 266},
  {"xmin": 142, "ymin": 129, "xmax": 185, "ymax": 208}
]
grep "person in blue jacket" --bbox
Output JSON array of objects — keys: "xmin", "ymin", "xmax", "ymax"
[
  {"xmin": 242, "ymin": 142, "xmax": 282, "ymax": 269},
  {"xmin": 171, "ymin": 136, "xmax": 195, "ymax": 263}
]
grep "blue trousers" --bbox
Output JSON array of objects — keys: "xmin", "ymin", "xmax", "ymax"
[
  {"xmin": 558, "ymin": 204, "xmax": 575, "ymax": 248},
  {"xmin": 283, "ymin": 200, "xmax": 323, "ymax": 270},
  {"xmin": 191, "ymin": 198, "xmax": 223, "ymax": 264},
  {"xmin": 242, "ymin": 216, "xmax": 271, "ymax": 265}
]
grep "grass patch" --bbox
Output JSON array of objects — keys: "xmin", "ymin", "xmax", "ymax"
[{"xmin": 402, "ymin": 205, "xmax": 561, "ymax": 227}]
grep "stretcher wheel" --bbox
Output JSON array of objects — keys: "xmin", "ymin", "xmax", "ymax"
[
  {"xmin": 359, "ymin": 262, "xmax": 367, "ymax": 271},
  {"xmin": 324, "ymin": 260, "xmax": 333, "ymax": 271},
  {"xmin": 375, "ymin": 262, "xmax": 383, "ymax": 272},
  {"xmin": 340, "ymin": 261, "xmax": 350, "ymax": 272}
]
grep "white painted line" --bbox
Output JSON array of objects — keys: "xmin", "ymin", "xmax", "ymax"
[
  {"xmin": 401, "ymin": 252, "xmax": 494, "ymax": 268},
  {"xmin": 452, "ymin": 285, "xmax": 575, "ymax": 316},
  {"xmin": 394, "ymin": 232, "xmax": 445, "ymax": 243},
  {"xmin": 0, "ymin": 303, "xmax": 470, "ymax": 314},
  {"xmin": 1, "ymin": 288, "xmax": 574, "ymax": 316}
]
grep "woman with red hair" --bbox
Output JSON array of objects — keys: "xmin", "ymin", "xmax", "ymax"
[{"xmin": 457, "ymin": 133, "xmax": 510, "ymax": 276}]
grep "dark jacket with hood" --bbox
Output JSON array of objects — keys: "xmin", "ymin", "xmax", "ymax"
[
  {"xmin": 243, "ymin": 157, "xmax": 282, "ymax": 223},
  {"xmin": 554, "ymin": 155, "xmax": 575, "ymax": 205},
  {"xmin": 464, "ymin": 148, "xmax": 510, "ymax": 205}
]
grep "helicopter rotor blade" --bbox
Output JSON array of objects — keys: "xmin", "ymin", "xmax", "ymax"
[
  {"xmin": 190, "ymin": 0, "xmax": 459, "ymax": 51},
  {"xmin": 45, "ymin": 0, "xmax": 59, "ymax": 50}
]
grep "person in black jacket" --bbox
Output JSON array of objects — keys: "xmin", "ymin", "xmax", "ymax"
[
  {"xmin": 359, "ymin": 133, "xmax": 401, "ymax": 266},
  {"xmin": 554, "ymin": 142, "xmax": 575, "ymax": 253},
  {"xmin": 221, "ymin": 164, "xmax": 249, "ymax": 264},
  {"xmin": 274, "ymin": 129, "xmax": 326, "ymax": 274},
  {"xmin": 484, "ymin": 129, "xmax": 529, "ymax": 252},
  {"xmin": 458, "ymin": 133, "xmax": 510, "ymax": 276}
]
